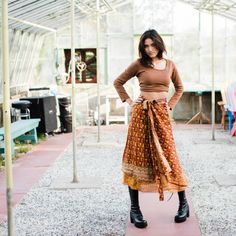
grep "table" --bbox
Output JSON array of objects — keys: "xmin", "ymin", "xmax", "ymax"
[
  {"xmin": 183, "ymin": 83, "xmax": 221, "ymax": 124},
  {"xmin": 186, "ymin": 91, "xmax": 211, "ymax": 124}
]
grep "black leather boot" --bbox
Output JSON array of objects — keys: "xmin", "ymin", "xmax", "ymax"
[
  {"xmin": 175, "ymin": 190, "xmax": 190, "ymax": 223},
  {"xmin": 128, "ymin": 187, "xmax": 148, "ymax": 228}
]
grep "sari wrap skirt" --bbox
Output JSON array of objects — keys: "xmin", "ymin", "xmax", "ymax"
[{"xmin": 122, "ymin": 98, "xmax": 188, "ymax": 201}]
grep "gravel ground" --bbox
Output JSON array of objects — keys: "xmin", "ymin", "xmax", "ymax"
[
  {"xmin": 174, "ymin": 126, "xmax": 236, "ymax": 236},
  {"xmin": 0, "ymin": 125, "xmax": 236, "ymax": 236}
]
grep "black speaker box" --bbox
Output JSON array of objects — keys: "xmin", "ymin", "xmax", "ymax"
[{"xmin": 20, "ymin": 96, "xmax": 57, "ymax": 134}]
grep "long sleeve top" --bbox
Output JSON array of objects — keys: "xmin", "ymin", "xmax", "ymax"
[{"xmin": 113, "ymin": 58, "xmax": 184, "ymax": 108}]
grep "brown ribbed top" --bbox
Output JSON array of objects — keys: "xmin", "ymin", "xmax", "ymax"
[{"xmin": 113, "ymin": 58, "xmax": 184, "ymax": 108}]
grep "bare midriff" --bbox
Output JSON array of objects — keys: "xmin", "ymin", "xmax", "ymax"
[{"xmin": 140, "ymin": 91, "xmax": 168, "ymax": 101}]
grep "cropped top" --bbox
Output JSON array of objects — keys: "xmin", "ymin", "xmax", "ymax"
[{"xmin": 113, "ymin": 59, "xmax": 184, "ymax": 108}]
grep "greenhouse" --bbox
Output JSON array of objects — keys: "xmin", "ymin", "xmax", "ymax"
[{"xmin": 1, "ymin": 0, "xmax": 236, "ymax": 235}]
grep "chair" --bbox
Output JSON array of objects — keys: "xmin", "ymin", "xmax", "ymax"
[
  {"xmin": 225, "ymin": 82, "xmax": 236, "ymax": 135},
  {"xmin": 217, "ymin": 101, "xmax": 228, "ymax": 130},
  {"xmin": 12, "ymin": 100, "xmax": 31, "ymax": 119},
  {"xmin": 105, "ymin": 95, "xmax": 128, "ymax": 125}
]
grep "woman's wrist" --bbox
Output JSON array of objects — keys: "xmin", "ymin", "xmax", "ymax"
[
  {"xmin": 126, "ymin": 98, "xmax": 133, "ymax": 106},
  {"xmin": 167, "ymin": 102, "xmax": 172, "ymax": 110}
]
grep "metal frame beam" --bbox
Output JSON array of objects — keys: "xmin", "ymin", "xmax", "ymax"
[
  {"xmin": 9, "ymin": 16, "xmax": 56, "ymax": 32},
  {"xmin": 179, "ymin": 0, "xmax": 236, "ymax": 21}
]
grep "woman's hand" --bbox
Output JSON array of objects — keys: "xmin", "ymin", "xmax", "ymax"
[
  {"xmin": 133, "ymin": 96, "xmax": 144, "ymax": 105},
  {"xmin": 126, "ymin": 96, "xmax": 143, "ymax": 107},
  {"xmin": 167, "ymin": 102, "xmax": 172, "ymax": 110}
]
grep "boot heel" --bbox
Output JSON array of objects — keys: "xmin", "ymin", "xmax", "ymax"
[
  {"xmin": 187, "ymin": 209, "xmax": 190, "ymax": 217},
  {"xmin": 130, "ymin": 214, "xmax": 134, "ymax": 223}
]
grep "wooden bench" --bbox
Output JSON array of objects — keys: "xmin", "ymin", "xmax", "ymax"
[{"xmin": 0, "ymin": 119, "xmax": 40, "ymax": 156}]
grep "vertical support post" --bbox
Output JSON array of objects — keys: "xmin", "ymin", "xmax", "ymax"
[
  {"xmin": 105, "ymin": 96, "xmax": 109, "ymax": 125},
  {"xmin": 71, "ymin": 0, "xmax": 78, "ymax": 182},
  {"xmin": 198, "ymin": 11, "xmax": 201, "ymax": 84},
  {"xmin": 211, "ymin": 8, "xmax": 215, "ymax": 140},
  {"xmin": 224, "ymin": 18, "xmax": 227, "ymax": 85},
  {"xmin": 198, "ymin": 11, "xmax": 202, "ymax": 125},
  {"xmin": 54, "ymin": 31, "xmax": 58, "ymax": 80},
  {"xmin": 96, "ymin": 0, "xmax": 101, "ymax": 142},
  {"xmin": 1, "ymin": 0, "xmax": 15, "ymax": 235}
]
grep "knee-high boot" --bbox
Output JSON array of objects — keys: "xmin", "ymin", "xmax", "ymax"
[
  {"xmin": 128, "ymin": 187, "xmax": 148, "ymax": 228},
  {"xmin": 174, "ymin": 190, "xmax": 190, "ymax": 223}
]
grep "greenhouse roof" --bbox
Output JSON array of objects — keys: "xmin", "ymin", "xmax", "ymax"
[
  {"xmin": 8, "ymin": 0, "xmax": 132, "ymax": 33},
  {"xmin": 7, "ymin": 0, "xmax": 236, "ymax": 34},
  {"xmin": 180, "ymin": 0, "xmax": 236, "ymax": 21}
]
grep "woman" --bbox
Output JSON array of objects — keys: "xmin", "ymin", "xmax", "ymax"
[{"xmin": 113, "ymin": 29, "xmax": 189, "ymax": 229}]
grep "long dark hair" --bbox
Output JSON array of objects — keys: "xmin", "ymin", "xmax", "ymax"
[{"xmin": 138, "ymin": 29, "xmax": 167, "ymax": 67}]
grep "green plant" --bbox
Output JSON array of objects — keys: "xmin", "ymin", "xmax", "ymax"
[
  {"xmin": 38, "ymin": 133, "xmax": 47, "ymax": 141},
  {"xmin": 0, "ymin": 155, "xmax": 5, "ymax": 169}
]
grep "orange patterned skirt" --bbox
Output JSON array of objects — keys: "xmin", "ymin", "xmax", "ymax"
[{"xmin": 122, "ymin": 98, "xmax": 188, "ymax": 201}]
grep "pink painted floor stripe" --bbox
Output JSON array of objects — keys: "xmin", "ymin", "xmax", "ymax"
[
  {"xmin": 0, "ymin": 133, "xmax": 72, "ymax": 223},
  {"xmin": 125, "ymin": 192, "xmax": 202, "ymax": 236}
]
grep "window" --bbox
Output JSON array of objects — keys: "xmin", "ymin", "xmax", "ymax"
[{"xmin": 64, "ymin": 48, "xmax": 97, "ymax": 83}]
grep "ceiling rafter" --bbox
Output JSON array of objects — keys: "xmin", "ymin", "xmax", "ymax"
[
  {"xmin": 179, "ymin": 0, "xmax": 236, "ymax": 21},
  {"xmin": 6, "ymin": 0, "xmax": 138, "ymax": 33}
]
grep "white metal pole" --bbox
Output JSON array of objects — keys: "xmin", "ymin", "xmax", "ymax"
[
  {"xmin": 211, "ymin": 9, "xmax": 215, "ymax": 140},
  {"xmin": 2, "ymin": 0, "xmax": 15, "ymax": 235},
  {"xmin": 198, "ymin": 11, "xmax": 201, "ymax": 84},
  {"xmin": 224, "ymin": 18, "xmax": 227, "ymax": 85},
  {"xmin": 71, "ymin": 0, "xmax": 78, "ymax": 182},
  {"xmin": 54, "ymin": 31, "xmax": 57, "ymax": 80},
  {"xmin": 96, "ymin": 0, "xmax": 101, "ymax": 142}
]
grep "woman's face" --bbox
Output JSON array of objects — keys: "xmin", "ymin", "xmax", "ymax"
[{"xmin": 144, "ymin": 38, "xmax": 159, "ymax": 59}]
